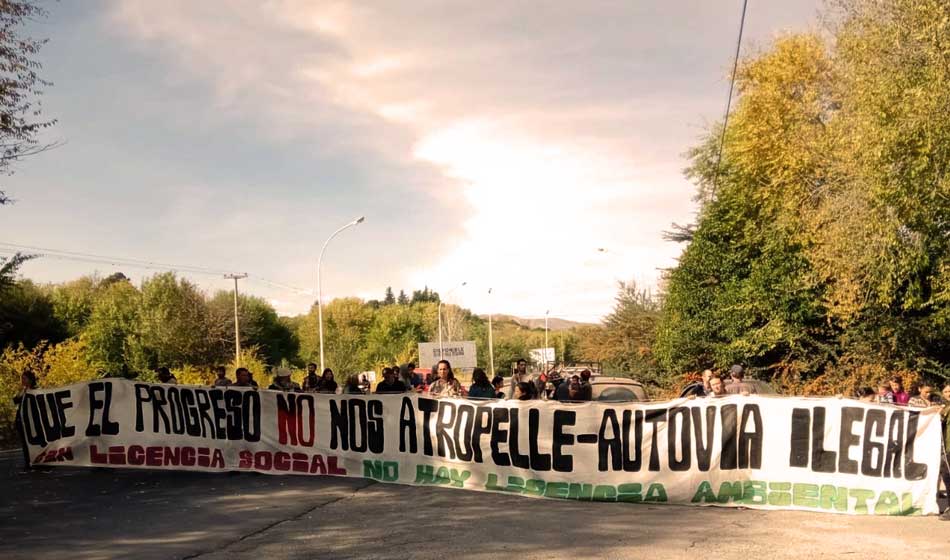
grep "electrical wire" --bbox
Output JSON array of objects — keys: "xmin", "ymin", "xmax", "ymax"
[
  {"xmin": 712, "ymin": 0, "xmax": 750, "ymax": 191},
  {"xmin": 0, "ymin": 242, "xmax": 313, "ymax": 296}
]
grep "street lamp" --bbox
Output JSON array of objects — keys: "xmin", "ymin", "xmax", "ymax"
[
  {"xmin": 544, "ymin": 309, "xmax": 550, "ymax": 366},
  {"xmin": 317, "ymin": 216, "xmax": 365, "ymax": 372},
  {"xmin": 438, "ymin": 280, "xmax": 466, "ymax": 357},
  {"xmin": 487, "ymin": 288, "xmax": 494, "ymax": 376}
]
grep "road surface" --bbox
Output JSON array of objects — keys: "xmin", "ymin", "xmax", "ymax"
[{"xmin": 1, "ymin": 449, "xmax": 948, "ymax": 559}]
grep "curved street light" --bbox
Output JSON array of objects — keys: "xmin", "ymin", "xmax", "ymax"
[{"xmin": 316, "ymin": 216, "xmax": 365, "ymax": 372}]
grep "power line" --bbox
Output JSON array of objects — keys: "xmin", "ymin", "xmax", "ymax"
[
  {"xmin": 0, "ymin": 241, "xmax": 234, "ymax": 276},
  {"xmin": 0, "ymin": 242, "xmax": 313, "ymax": 296},
  {"xmin": 712, "ymin": 0, "xmax": 750, "ymax": 191}
]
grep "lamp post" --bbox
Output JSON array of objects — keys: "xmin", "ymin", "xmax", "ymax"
[
  {"xmin": 317, "ymin": 216, "xmax": 365, "ymax": 372},
  {"xmin": 487, "ymin": 288, "xmax": 494, "ymax": 376},
  {"xmin": 438, "ymin": 280, "xmax": 466, "ymax": 357},
  {"xmin": 544, "ymin": 309, "xmax": 550, "ymax": 367}
]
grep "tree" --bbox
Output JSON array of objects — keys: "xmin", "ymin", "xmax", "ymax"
[
  {"xmin": 658, "ymin": 0, "xmax": 950, "ymax": 391},
  {"xmin": 46, "ymin": 276, "xmax": 99, "ymax": 337},
  {"xmin": 577, "ymin": 283, "xmax": 663, "ymax": 385},
  {"xmin": 657, "ymin": 34, "xmax": 839, "ymax": 380},
  {"xmin": 397, "ymin": 289, "xmax": 409, "ymax": 305},
  {"xmin": 135, "ymin": 273, "xmax": 217, "ymax": 370},
  {"xmin": 383, "ymin": 287, "xmax": 395, "ymax": 306},
  {"xmin": 0, "ymin": 279, "xmax": 65, "ymax": 350},
  {"xmin": 0, "ymin": 1, "xmax": 57, "ymax": 204},
  {"xmin": 411, "ymin": 286, "xmax": 439, "ymax": 304},
  {"xmin": 297, "ymin": 298, "xmax": 374, "ymax": 377},
  {"xmin": 362, "ymin": 303, "xmax": 429, "ymax": 368},
  {"xmin": 81, "ymin": 279, "xmax": 142, "ymax": 377},
  {"xmin": 0, "ymin": 252, "xmax": 31, "ymax": 291},
  {"xmin": 207, "ymin": 291, "xmax": 298, "ymax": 366}
]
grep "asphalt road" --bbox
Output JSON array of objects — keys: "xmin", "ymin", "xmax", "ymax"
[{"xmin": 2, "ymin": 449, "xmax": 949, "ymax": 560}]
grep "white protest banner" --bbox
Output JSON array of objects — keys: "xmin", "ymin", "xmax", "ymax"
[
  {"xmin": 418, "ymin": 341, "xmax": 477, "ymax": 369},
  {"xmin": 19, "ymin": 379, "xmax": 943, "ymax": 515}
]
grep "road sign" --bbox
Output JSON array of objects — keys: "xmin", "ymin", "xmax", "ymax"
[{"xmin": 419, "ymin": 341, "xmax": 477, "ymax": 369}]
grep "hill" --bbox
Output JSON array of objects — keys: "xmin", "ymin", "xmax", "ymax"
[{"xmin": 479, "ymin": 314, "xmax": 599, "ymax": 331}]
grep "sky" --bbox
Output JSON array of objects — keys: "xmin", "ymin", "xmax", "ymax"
[{"xmin": 0, "ymin": 0, "xmax": 824, "ymax": 322}]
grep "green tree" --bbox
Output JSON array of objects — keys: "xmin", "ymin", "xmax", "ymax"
[
  {"xmin": 46, "ymin": 276, "xmax": 100, "ymax": 337},
  {"xmin": 0, "ymin": 1, "xmax": 57, "ymax": 204},
  {"xmin": 411, "ymin": 286, "xmax": 439, "ymax": 304},
  {"xmin": 135, "ymin": 273, "xmax": 217, "ymax": 370},
  {"xmin": 383, "ymin": 286, "xmax": 395, "ymax": 305},
  {"xmin": 82, "ymin": 279, "xmax": 142, "ymax": 377},
  {"xmin": 0, "ymin": 278, "xmax": 65, "ymax": 349},
  {"xmin": 362, "ymin": 303, "xmax": 429, "ymax": 368},
  {"xmin": 397, "ymin": 289, "xmax": 409, "ymax": 305},
  {"xmin": 658, "ymin": 0, "xmax": 950, "ymax": 391},
  {"xmin": 297, "ymin": 298, "xmax": 374, "ymax": 378},
  {"xmin": 207, "ymin": 291, "xmax": 298, "ymax": 365}
]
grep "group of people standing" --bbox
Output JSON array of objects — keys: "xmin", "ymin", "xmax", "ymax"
[
  {"xmin": 681, "ymin": 365, "xmax": 759, "ymax": 397},
  {"xmin": 206, "ymin": 363, "xmax": 340, "ymax": 393},
  {"xmin": 860, "ymin": 375, "xmax": 945, "ymax": 408}
]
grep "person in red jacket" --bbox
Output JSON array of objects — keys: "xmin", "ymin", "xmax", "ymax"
[{"xmin": 889, "ymin": 375, "xmax": 910, "ymax": 405}]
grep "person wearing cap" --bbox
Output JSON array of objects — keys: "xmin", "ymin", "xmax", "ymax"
[
  {"xmin": 268, "ymin": 367, "xmax": 301, "ymax": 392},
  {"xmin": 725, "ymin": 364, "xmax": 756, "ymax": 395}
]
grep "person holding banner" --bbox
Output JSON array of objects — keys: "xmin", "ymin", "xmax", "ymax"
[
  {"xmin": 375, "ymin": 367, "xmax": 407, "ymax": 393},
  {"xmin": 877, "ymin": 383, "xmax": 895, "ymax": 404},
  {"xmin": 909, "ymin": 385, "xmax": 934, "ymax": 408},
  {"xmin": 725, "ymin": 365, "xmax": 756, "ymax": 394},
  {"xmin": 212, "ymin": 366, "xmax": 232, "ymax": 387},
  {"xmin": 234, "ymin": 367, "xmax": 256, "ymax": 388},
  {"xmin": 708, "ymin": 376, "xmax": 727, "ymax": 397},
  {"xmin": 513, "ymin": 381, "xmax": 533, "ymax": 401},
  {"xmin": 941, "ymin": 384, "xmax": 950, "ymax": 509},
  {"xmin": 13, "ymin": 370, "xmax": 37, "ymax": 470},
  {"xmin": 428, "ymin": 360, "xmax": 461, "ymax": 397},
  {"xmin": 400, "ymin": 362, "xmax": 424, "ymax": 393},
  {"xmin": 302, "ymin": 363, "xmax": 321, "ymax": 392},
  {"xmin": 319, "ymin": 368, "xmax": 338, "ymax": 394},
  {"xmin": 341, "ymin": 374, "xmax": 362, "ymax": 394},
  {"xmin": 268, "ymin": 368, "xmax": 301, "ymax": 392},
  {"xmin": 467, "ymin": 368, "xmax": 496, "ymax": 399},
  {"xmin": 890, "ymin": 375, "xmax": 910, "ymax": 404}
]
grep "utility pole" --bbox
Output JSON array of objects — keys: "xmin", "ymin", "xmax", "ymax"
[
  {"xmin": 544, "ymin": 309, "xmax": 550, "ymax": 367},
  {"xmin": 488, "ymin": 288, "xmax": 494, "ymax": 376},
  {"xmin": 224, "ymin": 273, "xmax": 248, "ymax": 366}
]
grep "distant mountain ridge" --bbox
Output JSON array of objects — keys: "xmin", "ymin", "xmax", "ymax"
[{"xmin": 479, "ymin": 314, "xmax": 599, "ymax": 331}]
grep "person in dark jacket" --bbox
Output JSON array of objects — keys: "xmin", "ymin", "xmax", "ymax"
[
  {"xmin": 468, "ymin": 368, "xmax": 496, "ymax": 399},
  {"xmin": 375, "ymin": 367, "xmax": 407, "ymax": 393}
]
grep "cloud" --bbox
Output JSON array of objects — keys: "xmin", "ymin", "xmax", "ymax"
[{"xmin": 14, "ymin": 0, "xmax": 819, "ymax": 321}]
